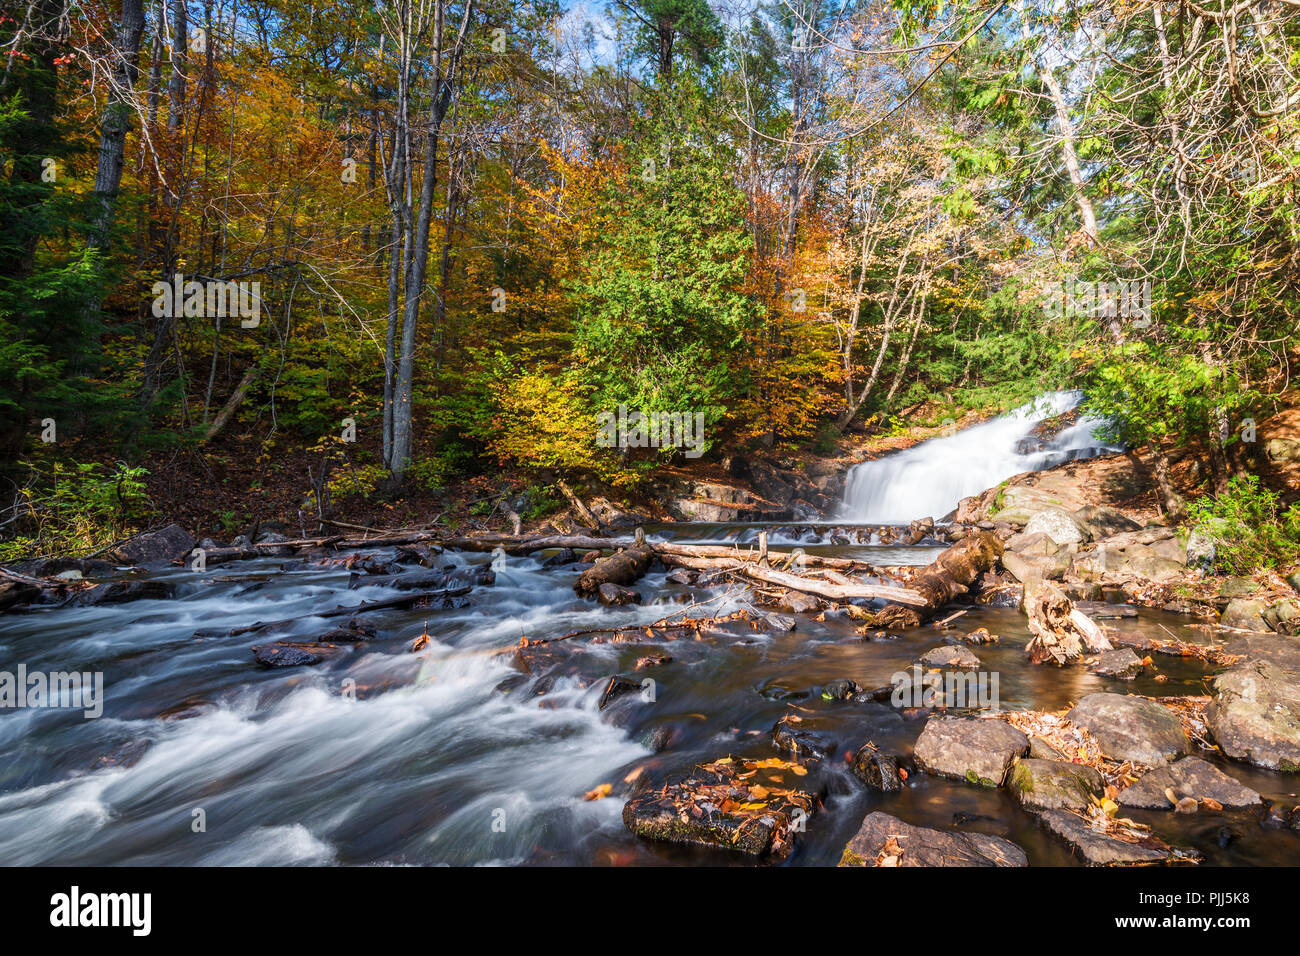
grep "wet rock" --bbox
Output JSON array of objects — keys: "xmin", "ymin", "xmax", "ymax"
[
  {"xmin": 314, "ymin": 617, "xmax": 378, "ymax": 642},
  {"xmin": 598, "ymin": 674, "xmax": 646, "ymax": 710},
  {"xmin": 850, "ymin": 744, "xmax": 904, "ymax": 792},
  {"xmin": 755, "ymin": 679, "xmax": 809, "ymax": 702},
  {"xmin": 820, "ymin": 678, "xmax": 859, "ymax": 700},
  {"xmin": 1220, "ymin": 598, "xmax": 1271, "ymax": 632},
  {"xmin": 665, "ymin": 568, "xmax": 695, "ymax": 586},
  {"xmin": 1066, "ymin": 693, "xmax": 1189, "ymax": 765},
  {"xmin": 1008, "ymin": 758, "xmax": 1104, "ymax": 812},
  {"xmin": 1089, "ymin": 648, "xmax": 1144, "ymax": 680},
  {"xmin": 579, "ymin": 550, "xmax": 601, "ymax": 563},
  {"xmin": 775, "ymin": 589, "xmax": 823, "ymax": 614},
  {"xmin": 634, "ymin": 653, "xmax": 671, "ymax": 669},
  {"xmin": 251, "ymin": 641, "xmax": 340, "ymax": 668},
  {"xmin": 772, "ymin": 715, "xmax": 837, "ymax": 758},
  {"xmin": 918, "ymin": 645, "xmax": 981, "ymax": 669},
  {"xmin": 1118, "ymin": 757, "xmax": 1262, "ymax": 810},
  {"xmin": 66, "ymin": 580, "xmax": 174, "ymax": 607},
  {"xmin": 597, "ymin": 583, "xmax": 642, "ymax": 606},
  {"xmin": 839, "ymin": 811, "xmax": 1027, "ymax": 867},
  {"xmin": 913, "ymin": 717, "xmax": 1030, "ymax": 788},
  {"xmin": 12, "ymin": 556, "xmax": 118, "ymax": 578},
  {"xmin": 764, "ymin": 612, "xmax": 797, "ymax": 632},
  {"xmin": 1205, "ymin": 660, "xmax": 1300, "ymax": 771},
  {"xmin": 1023, "ymin": 507, "xmax": 1087, "ymax": 545},
  {"xmin": 956, "ymin": 627, "xmax": 999, "ymax": 645},
  {"xmin": 0, "ymin": 581, "xmax": 40, "ymax": 610},
  {"xmin": 113, "ymin": 524, "xmax": 195, "ymax": 565},
  {"xmin": 1035, "ymin": 809, "xmax": 1180, "ymax": 865},
  {"xmin": 541, "ymin": 548, "xmax": 578, "ymax": 568},
  {"xmin": 623, "ymin": 756, "xmax": 817, "ymax": 858}
]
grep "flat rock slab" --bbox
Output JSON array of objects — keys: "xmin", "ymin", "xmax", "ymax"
[
  {"xmin": 1066, "ymin": 693, "xmax": 1189, "ymax": 765},
  {"xmin": 839, "ymin": 811, "xmax": 1026, "ymax": 867},
  {"xmin": 1089, "ymin": 648, "xmax": 1144, "ymax": 680},
  {"xmin": 623, "ymin": 756, "xmax": 817, "ymax": 858},
  {"xmin": 1008, "ymin": 758, "xmax": 1105, "ymax": 811},
  {"xmin": 914, "ymin": 717, "xmax": 1029, "ymax": 788},
  {"xmin": 1118, "ymin": 757, "xmax": 1262, "ymax": 810},
  {"xmin": 1035, "ymin": 810, "xmax": 1180, "ymax": 866},
  {"xmin": 918, "ymin": 645, "xmax": 981, "ymax": 668},
  {"xmin": 1206, "ymin": 660, "xmax": 1300, "ymax": 772}
]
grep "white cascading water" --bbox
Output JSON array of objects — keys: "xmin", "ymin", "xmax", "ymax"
[{"xmin": 838, "ymin": 390, "xmax": 1118, "ymax": 524}]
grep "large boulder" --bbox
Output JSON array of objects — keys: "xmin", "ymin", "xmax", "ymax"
[
  {"xmin": 1117, "ymin": 757, "xmax": 1262, "ymax": 810},
  {"xmin": 112, "ymin": 524, "xmax": 195, "ymax": 565},
  {"xmin": 1206, "ymin": 660, "xmax": 1300, "ymax": 772},
  {"xmin": 1066, "ymin": 693, "xmax": 1189, "ymax": 765},
  {"xmin": 1007, "ymin": 758, "xmax": 1105, "ymax": 812},
  {"xmin": 1263, "ymin": 599, "xmax": 1300, "ymax": 636},
  {"xmin": 1220, "ymin": 598, "xmax": 1271, "ymax": 633},
  {"xmin": 839, "ymin": 812, "xmax": 1027, "ymax": 867},
  {"xmin": 1023, "ymin": 507, "xmax": 1088, "ymax": 545},
  {"xmin": 1072, "ymin": 505, "xmax": 1142, "ymax": 540},
  {"xmin": 913, "ymin": 717, "xmax": 1029, "ymax": 788}
]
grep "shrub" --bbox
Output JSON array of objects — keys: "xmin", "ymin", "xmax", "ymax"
[{"xmin": 1185, "ymin": 474, "xmax": 1300, "ymax": 574}]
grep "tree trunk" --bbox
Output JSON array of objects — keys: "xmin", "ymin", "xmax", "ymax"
[{"xmin": 575, "ymin": 546, "xmax": 654, "ymax": 596}]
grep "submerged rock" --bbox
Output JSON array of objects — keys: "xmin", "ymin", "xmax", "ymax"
[
  {"xmin": 597, "ymin": 583, "xmax": 642, "ymax": 606},
  {"xmin": 66, "ymin": 580, "xmax": 174, "ymax": 606},
  {"xmin": 598, "ymin": 674, "xmax": 646, "ymax": 710},
  {"xmin": 913, "ymin": 717, "xmax": 1029, "ymax": 788},
  {"xmin": 1007, "ymin": 758, "xmax": 1104, "ymax": 812},
  {"xmin": 1118, "ymin": 757, "xmax": 1262, "ymax": 810},
  {"xmin": 918, "ymin": 645, "xmax": 981, "ymax": 669},
  {"xmin": 1066, "ymin": 693, "xmax": 1189, "ymax": 765},
  {"xmin": 839, "ymin": 811, "xmax": 1027, "ymax": 867},
  {"xmin": 1089, "ymin": 648, "xmax": 1144, "ymax": 680},
  {"xmin": 1206, "ymin": 660, "xmax": 1300, "ymax": 772}
]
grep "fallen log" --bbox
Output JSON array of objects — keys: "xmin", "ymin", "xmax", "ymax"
[
  {"xmin": 733, "ymin": 565, "xmax": 928, "ymax": 607},
  {"xmin": 575, "ymin": 544, "xmax": 654, "ymax": 596},
  {"xmin": 1025, "ymin": 581, "xmax": 1112, "ymax": 665},
  {"xmin": 907, "ymin": 531, "xmax": 1004, "ymax": 607}
]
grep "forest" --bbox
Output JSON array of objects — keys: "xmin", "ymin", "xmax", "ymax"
[{"xmin": 1, "ymin": 0, "xmax": 1296, "ymax": 551}]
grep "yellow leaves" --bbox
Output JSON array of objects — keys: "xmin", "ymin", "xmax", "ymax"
[{"xmin": 583, "ymin": 783, "xmax": 612, "ymax": 801}]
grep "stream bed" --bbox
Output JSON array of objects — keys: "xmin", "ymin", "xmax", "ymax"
[{"xmin": 1, "ymin": 521, "xmax": 1297, "ymax": 866}]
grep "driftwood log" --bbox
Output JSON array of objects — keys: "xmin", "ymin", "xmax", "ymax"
[
  {"xmin": 907, "ymin": 531, "xmax": 1003, "ymax": 606},
  {"xmin": 1025, "ymin": 581, "xmax": 1112, "ymax": 665},
  {"xmin": 574, "ymin": 545, "xmax": 655, "ymax": 596}
]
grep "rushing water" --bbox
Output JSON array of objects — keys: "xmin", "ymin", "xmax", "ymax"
[
  {"xmin": 839, "ymin": 391, "xmax": 1119, "ymax": 524},
  {"xmin": 1, "ymin": 521, "xmax": 1295, "ymax": 867}
]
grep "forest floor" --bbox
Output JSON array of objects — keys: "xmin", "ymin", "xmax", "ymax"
[{"xmin": 129, "ymin": 395, "xmax": 1299, "ymax": 543}]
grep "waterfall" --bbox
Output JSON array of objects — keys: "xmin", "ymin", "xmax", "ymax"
[{"xmin": 837, "ymin": 390, "xmax": 1118, "ymax": 524}]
